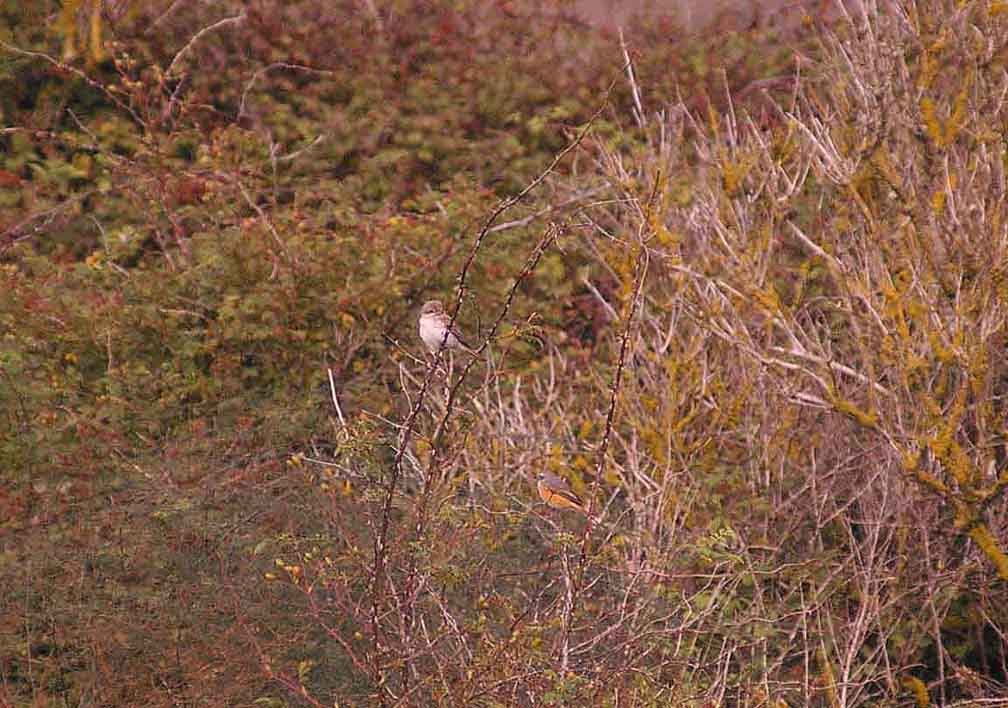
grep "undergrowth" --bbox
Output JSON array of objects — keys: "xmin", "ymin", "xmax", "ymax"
[{"xmin": 2, "ymin": 0, "xmax": 1006, "ymax": 706}]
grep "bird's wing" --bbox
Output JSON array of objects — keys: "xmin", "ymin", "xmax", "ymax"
[{"xmin": 541, "ymin": 480, "xmax": 588, "ymax": 513}]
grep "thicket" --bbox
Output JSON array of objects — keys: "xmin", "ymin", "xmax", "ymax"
[{"xmin": 2, "ymin": 0, "xmax": 1007, "ymax": 706}]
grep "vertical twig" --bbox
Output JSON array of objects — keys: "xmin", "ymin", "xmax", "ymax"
[
  {"xmin": 328, "ymin": 368, "xmax": 346, "ymax": 427},
  {"xmin": 619, "ymin": 28, "xmax": 646, "ymax": 130}
]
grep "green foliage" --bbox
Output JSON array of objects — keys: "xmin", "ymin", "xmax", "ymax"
[{"xmin": 4, "ymin": 0, "xmax": 1007, "ymax": 706}]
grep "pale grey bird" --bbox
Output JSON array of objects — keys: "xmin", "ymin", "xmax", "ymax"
[{"xmin": 418, "ymin": 299, "xmax": 475, "ymax": 354}]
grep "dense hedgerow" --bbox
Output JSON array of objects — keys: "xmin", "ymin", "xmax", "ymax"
[{"xmin": 4, "ymin": 0, "xmax": 1006, "ymax": 706}]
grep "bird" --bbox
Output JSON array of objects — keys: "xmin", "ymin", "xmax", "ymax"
[
  {"xmin": 537, "ymin": 471, "xmax": 592, "ymax": 517},
  {"xmin": 418, "ymin": 299, "xmax": 475, "ymax": 354}
]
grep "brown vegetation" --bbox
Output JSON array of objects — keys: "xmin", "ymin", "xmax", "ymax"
[{"xmin": 1, "ymin": 0, "xmax": 1007, "ymax": 706}]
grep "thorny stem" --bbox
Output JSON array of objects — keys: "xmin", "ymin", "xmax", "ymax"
[
  {"xmin": 369, "ymin": 85, "xmax": 615, "ymax": 700},
  {"xmin": 556, "ymin": 172, "xmax": 655, "ymax": 678}
]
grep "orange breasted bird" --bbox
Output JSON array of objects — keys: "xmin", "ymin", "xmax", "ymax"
[{"xmin": 537, "ymin": 471, "xmax": 592, "ymax": 517}]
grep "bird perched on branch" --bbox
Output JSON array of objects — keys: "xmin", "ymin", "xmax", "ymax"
[
  {"xmin": 537, "ymin": 471, "xmax": 592, "ymax": 517},
  {"xmin": 418, "ymin": 299, "xmax": 475, "ymax": 354}
]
